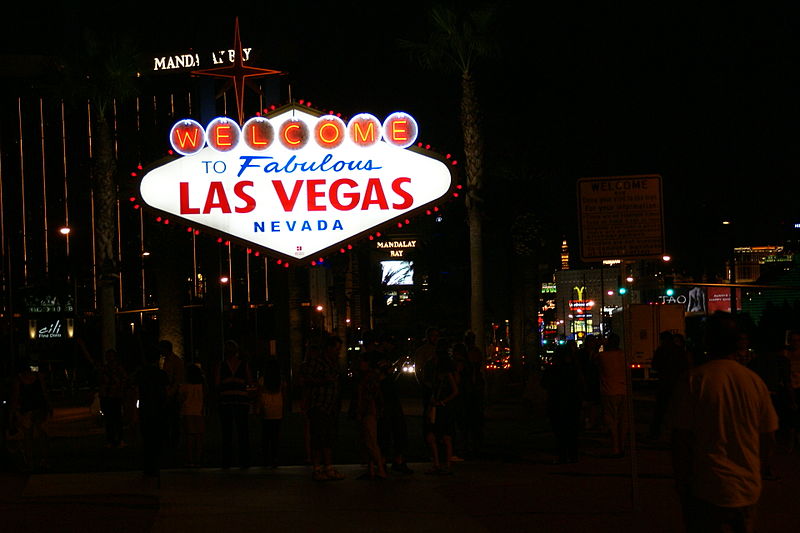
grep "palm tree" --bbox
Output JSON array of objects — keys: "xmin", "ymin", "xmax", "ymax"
[
  {"xmin": 400, "ymin": 4, "xmax": 497, "ymax": 351},
  {"xmin": 510, "ymin": 212, "xmax": 545, "ymax": 370},
  {"xmin": 56, "ymin": 28, "xmax": 141, "ymax": 355}
]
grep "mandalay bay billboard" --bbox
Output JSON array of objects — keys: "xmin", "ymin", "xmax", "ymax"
[{"xmin": 140, "ymin": 105, "xmax": 454, "ymax": 261}]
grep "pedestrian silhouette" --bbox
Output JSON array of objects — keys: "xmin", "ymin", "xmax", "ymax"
[
  {"xmin": 542, "ymin": 341, "xmax": 585, "ymax": 463},
  {"xmin": 670, "ymin": 312, "xmax": 779, "ymax": 532}
]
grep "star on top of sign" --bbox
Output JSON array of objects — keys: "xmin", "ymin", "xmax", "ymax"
[{"xmin": 192, "ymin": 17, "xmax": 285, "ymax": 125}]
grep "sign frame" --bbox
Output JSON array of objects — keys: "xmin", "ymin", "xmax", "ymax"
[{"xmin": 577, "ymin": 174, "xmax": 665, "ymax": 262}]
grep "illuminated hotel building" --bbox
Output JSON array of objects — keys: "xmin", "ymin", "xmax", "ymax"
[{"xmin": 732, "ymin": 246, "xmax": 786, "ymax": 283}]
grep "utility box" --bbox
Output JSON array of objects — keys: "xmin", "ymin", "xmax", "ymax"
[{"xmin": 613, "ymin": 303, "xmax": 685, "ymax": 380}]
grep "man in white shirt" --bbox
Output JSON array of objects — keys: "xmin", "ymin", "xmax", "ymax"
[{"xmin": 670, "ymin": 312, "xmax": 778, "ymax": 533}]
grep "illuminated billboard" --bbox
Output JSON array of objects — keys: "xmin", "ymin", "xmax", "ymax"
[
  {"xmin": 140, "ymin": 105, "xmax": 454, "ymax": 261},
  {"xmin": 380, "ymin": 260, "xmax": 414, "ymax": 286}
]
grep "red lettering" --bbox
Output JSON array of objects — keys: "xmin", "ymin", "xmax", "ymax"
[
  {"xmin": 361, "ymin": 178, "xmax": 389, "ymax": 210},
  {"xmin": 272, "ymin": 180, "xmax": 304, "ymax": 211},
  {"xmin": 306, "ymin": 179, "xmax": 326, "ymax": 211},
  {"xmin": 391, "ymin": 177, "xmax": 413, "ymax": 209},
  {"xmin": 179, "ymin": 182, "xmax": 200, "ymax": 214},
  {"xmin": 203, "ymin": 182, "xmax": 232, "ymax": 213},
  {"xmin": 330, "ymin": 179, "xmax": 360, "ymax": 210},
  {"xmin": 233, "ymin": 181, "xmax": 256, "ymax": 213}
]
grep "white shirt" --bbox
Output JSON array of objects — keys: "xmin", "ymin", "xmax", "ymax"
[{"xmin": 670, "ymin": 359, "xmax": 778, "ymax": 507}]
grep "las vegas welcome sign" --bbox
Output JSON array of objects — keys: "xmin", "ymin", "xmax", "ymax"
[{"xmin": 140, "ymin": 105, "xmax": 455, "ymax": 261}]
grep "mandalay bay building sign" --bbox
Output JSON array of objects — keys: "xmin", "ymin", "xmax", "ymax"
[{"xmin": 140, "ymin": 106, "xmax": 454, "ymax": 261}]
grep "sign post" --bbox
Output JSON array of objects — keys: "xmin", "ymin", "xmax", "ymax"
[{"xmin": 577, "ymin": 174, "xmax": 666, "ymax": 512}]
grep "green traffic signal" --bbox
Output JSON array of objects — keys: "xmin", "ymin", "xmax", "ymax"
[{"xmin": 664, "ymin": 275, "xmax": 675, "ymax": 297}]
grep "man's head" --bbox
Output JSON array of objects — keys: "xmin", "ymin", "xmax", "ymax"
[
  {"xmin": 144, "ymin": 348, "xmax": 161, "ymax": 366},
  {"xmin": 323, "ymin": 335, "xmax": 342, "ymax": 358},
  {"xmin": 223, "ymin": 340, "xmax": 239, "ymax": 359},
  {"xmin": 789, "ymin": 331, "xmax": 800, "ymax": 350},
  {"xmin": 158, "ymin": 340, "xmax": 173, "ymax": 356},
  {"xmin": 605, "ymin": 333, "xmax": 621, "ymax": 350},
  {"xmin": 426, "ymin": 327, "xmax": 440, "ymax": 345},
  {"xmin": 464, "ymin": 330, "xmax": 476, "ymax": 347},
  {"xmin": 704, "ymin": 312, "xmax": 740, "ymax": 360}
]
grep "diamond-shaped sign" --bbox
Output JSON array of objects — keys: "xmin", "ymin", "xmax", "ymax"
[{"xmin": 140, "ymin": 106, "xmax": 454, "ymax": 260}]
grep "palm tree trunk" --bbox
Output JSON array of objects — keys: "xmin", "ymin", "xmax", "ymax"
[
  {"xmin": 153, "ymin": 229, "xmax": 186, "ymax": 358},
  {"xmin": 462, "ymin": 71, "xmax": 486, "ymax": 352},
  {"xmin": 288, "ymin": 266, "xmax": 308, "ymax": 378},
  {"xmin": 91, "ymin": 113, "xmax": 117, "ymax": 354}
]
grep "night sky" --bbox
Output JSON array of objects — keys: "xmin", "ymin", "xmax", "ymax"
[{"xmin": 2, "ymin": 2, "xmax": 798, "ymax": 277}]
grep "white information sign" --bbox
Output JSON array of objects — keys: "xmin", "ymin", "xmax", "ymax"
[{"xmin": 577, "ymin": 174, "xmax": 665, "ymax": 261}]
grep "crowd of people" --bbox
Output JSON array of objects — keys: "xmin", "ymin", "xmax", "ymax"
[
  {"xmin": 3, "ymin": 326, "xmax": 489, "ymax": 481},
  {"xmin": 540, "ymin": 313, "xmax": 799, "ymax": 532},
  {"xmin": 541, "ymin": 332, "xmax": 636, "ymax": 463},
  {"xmin": 540, "ymin": 322, "xmax": 800, "ymax": 463},
  {"xmin": 6, "ymin": 312, "xmax": 798, "ymax": 533}
]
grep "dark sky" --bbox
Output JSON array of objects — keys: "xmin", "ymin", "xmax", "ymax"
[{"xmin": 3, "ymin": 2, "xmax": 798, "ymax": 275}]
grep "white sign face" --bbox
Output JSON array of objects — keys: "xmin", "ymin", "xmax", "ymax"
[{"xmin": 140, "ymin": 107, "xmax": 453, "ymax": 260}]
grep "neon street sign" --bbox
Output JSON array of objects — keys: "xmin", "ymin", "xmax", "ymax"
[{"xmin": 140, "ymin": 105, "xmax": 454, "ymax": 260}]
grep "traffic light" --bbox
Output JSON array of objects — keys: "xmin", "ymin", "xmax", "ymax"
[
  {"xmin": 664, "ymin": 275, "xmax": 675, "ymax": 297},
  {"xmin": 617, "ymin": 276, "xmax": 628, "ymax": 295}
]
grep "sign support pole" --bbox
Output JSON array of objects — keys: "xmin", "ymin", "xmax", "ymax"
[{"xmin": 621, "ymin": 261, "xmax": 640, "ymax": 511}]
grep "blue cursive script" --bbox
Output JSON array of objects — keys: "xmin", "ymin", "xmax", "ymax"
[{"xmin": 238, "ymin": 154, "xmax": 381, "ymax": 177}]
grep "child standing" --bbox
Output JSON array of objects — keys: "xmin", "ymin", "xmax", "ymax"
[
  {"xmin": 258, "ymin": 357, "xmax": 286, "ymax": 468},
  {"xmin": 179, "ymin": 364, "xmax": 206, "ymax": 467}
]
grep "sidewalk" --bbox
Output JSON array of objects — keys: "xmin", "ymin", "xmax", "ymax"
[
  {"xmin": 2, "ymin": 380, "xmax": 799, "ymax": 532},
  {"xmin": 3, "ymin": 447, "xmax": 799, "ymax": 533}
]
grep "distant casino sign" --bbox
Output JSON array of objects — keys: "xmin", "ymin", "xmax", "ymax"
[{"xmin": 140, "ymin": 105, "xmax": 454, "ymax": 260}]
